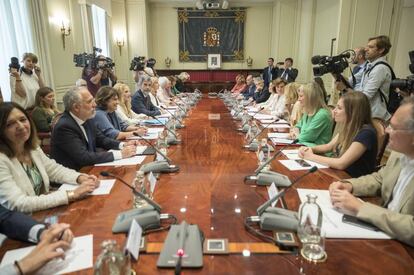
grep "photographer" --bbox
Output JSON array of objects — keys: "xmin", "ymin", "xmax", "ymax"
[
  {"xmin": 131, "ymin": 56, "xmax": 147, "ymax": 92},
  {"xmin": 337, "ymin": 35, "xmax": 393, "ymax": 121},
  {"xmin": 9, "ymin": 53, "xmax": 45, "ymax": 109},
  {"xmin": 82, "ymin": 55, "xmax": 117, "ymax": 97}
]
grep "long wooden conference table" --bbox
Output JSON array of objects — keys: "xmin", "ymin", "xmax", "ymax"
[{"xmin": 1, "ymin": 96, "xmax": 414, "ymax": 274}]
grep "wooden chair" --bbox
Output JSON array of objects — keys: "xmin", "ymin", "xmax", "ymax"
[{"xmin": 372, "ymin": 118, "xmax": 389, "ymax": 168}]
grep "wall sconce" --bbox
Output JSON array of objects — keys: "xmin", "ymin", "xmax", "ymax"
[
  {"xmin": 165, "ymin": 57, "xmax": 172, "ymax": 68},
  {"xmin": 60, "ymin": 21, "xmax": 71, "ymax": 50},
  {"xmin": 246, "ymin": 56, "xmax": 253, "ymax": 67},
  {"xmin": 116, "ymin": 39, "xmax": 125, "ymax": 56}
]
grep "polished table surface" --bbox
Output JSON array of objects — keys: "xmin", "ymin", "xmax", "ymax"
[{"xmin": 1, "ymin": 97, "xmax": 414, "ymax": 274}]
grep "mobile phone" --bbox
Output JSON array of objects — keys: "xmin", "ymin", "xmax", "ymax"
[
  {"xmin": 295, "ymin": 159, "xmax": 311, "ymax": 167},
  {"xmin": 342, "ymin": 214, "xmax": 379, "ymax": 231}
]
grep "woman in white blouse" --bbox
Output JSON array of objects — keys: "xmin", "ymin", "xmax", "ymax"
[
  {"xmin": 261, "ymin": 78, "xmax": 287, "ymax": 118},
  {"xmin": 114, "ymin": 83, "xmax": 147, "ymax": 125},
  {"xmin": 157, "ymin": 77, "xmax": 172, "ymax": 106},
  {"xmin": 9, "ymin": 53, "xmax": 45, "ymax": 109},
  {"xmin": 0, "ymin": 102, "xmax": 99, "ymax": 213}
]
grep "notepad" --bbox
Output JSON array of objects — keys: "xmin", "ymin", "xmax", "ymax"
[
  {"xmin": 94, "ymin": 155, "xmax": 146, "ymax": 166},
  {"xmin": 59, "ymin": 179, "xmax": 116, "ymax": 195},
  {"xmin": 296, "ymin": 189, "xmax": 391, "ymax": 239},
  {"xmin": 0, "ymin": 235, "xmax": 94, "ymax": 275}
]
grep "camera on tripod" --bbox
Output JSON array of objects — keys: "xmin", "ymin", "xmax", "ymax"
[
  {"xmin": 311, "ymin": 51, "xmax": 353, "ymax": 77},
  {"xmin": 390, "ymin": 50, "xmax": 414, "ymax": 93},
  {"xmin": 129, "ymin": 56, "xmax": 146, "ymax": 71},
  {"xmin": 73, "ymin": 47, "xmax": 115, "ymax": 69}
]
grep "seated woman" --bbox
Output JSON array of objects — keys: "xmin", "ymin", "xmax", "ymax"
[
  {"xmin": 175, "ymin": 72, "xmax": 190, "ymax": 93},
  {"xmin": 114, "ymin": 83, "xmax": 147, "ymax": 125},
  {"xmin": 0, "ymin": 102, "xmax": 98, "ymax": 213},
  {"xmin": 283, "ymin": 82, "xmax": 302, "ymax": 125},
  {"xmin": 231, "ymin": 74, "xmax": 247, "ymax": 94},
  {"xmin": 168, "ymin": 75, "xmax": 180, "ymax": 96},
  {"xmin": 94, "ymin": 86, "xmax": 147, "ymax": 140},
  {"xmin": 157, "ymin": 77, "xmax": 172, "ymax": 106},
  {"xmin": 261, "ymin": 78, "xmax": 287, "ymax": 118},
  {"xmin": 299, "ymin": 92, "xmax": 377, "ymax": 177},
  {"xmin": 290, "ymin": 82, "xmax": 333, "ymax": 146},
  {"xmin": 31, "ymin": 87, "xmax": 60, "ymax": 132}
]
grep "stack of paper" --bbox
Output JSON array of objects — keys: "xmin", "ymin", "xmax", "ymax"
[{"xmin": 296, "ymin": 189, "xmax": 391, "ymax": 239}]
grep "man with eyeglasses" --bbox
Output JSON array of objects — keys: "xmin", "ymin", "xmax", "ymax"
[{"xmin": 328, "ymin": 97, "xmax": 414, "ymax": 246}]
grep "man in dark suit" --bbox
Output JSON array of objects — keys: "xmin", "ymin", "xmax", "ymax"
[
  {"xmin": 51, "ymin": 86, "xmax": 136, "ymax": 171},
  {"xmin": 131, "ymin": 76, "xmax": 161, "ymax": 116},
  {"xmin": 241, "ymin": 75, "xmax": 256, "ymax": 100},
  {"xmin": 262, "ymin": 57, "xmax": 278, "ymax": 88},
  {"xmin": 0, "ymin": 205, "xmax": 73, "ymax": 274},
  {"xmin": 253, "ymin": 79, "xmax": 270, "ymax": 103},
  {"xmin": 277, "ymin": 57, "xmax": 298, "ymax": 83}
]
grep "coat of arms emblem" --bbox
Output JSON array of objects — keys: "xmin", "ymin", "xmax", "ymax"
[{"xmin": 203, "ymin": 27, "xmax": 220, "ymax": 47}]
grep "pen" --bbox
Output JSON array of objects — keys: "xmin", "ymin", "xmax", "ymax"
[{"xmin": 58, "ymin": 229, "xmax": 66, "ymax": 241}]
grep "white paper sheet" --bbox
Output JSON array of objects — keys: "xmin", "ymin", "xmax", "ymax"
[
  {"xmin": 296, "ymin": 189, "xmax": 391, "ymax": 239},
  {"xmin": 136, "ymin": 146, "xmax": 147, "ymax": 155},
  {"xmin": 267, "ymin": 124, "xmax": 290, "ymax": 129},
  {"xmin": 278, "ymin": 159, "xmax": 328, "ymax": 170},
  {"xmin": 251, "ymin": 114, "xmax": 275, "ymax": 120},
  {"xmin": 94, "ymin": 155, "xmax": 146, "ymax": 166},
  {"xmin": 146, "ymin": 127, "xmax": 165, "ymax": 134},
  {"xmin": 0, "ymin": 235, "xmax": 94, "ymax": 275},
  {"xmin": 267, "ymin": 132, "xmax": 290, "ymax": 139},
  {"xmin": 270, "ymin": 137, "xmax": 300, "ymax": 145},
  {"xmin": 127, "ymin": 132, "xmax": 159, "ymax": 140},
  {"xmin": 267, "ymin": 183, "xmax": 279, "ymax": 207},
  {"xmin": 282, "ymin": 149, "xmax": 300, "ymax": 159},
  {"xmin": 59, "ymin": 180, "xmax": 116, "ymax": 195},
  {"xmin": 157, "ymin": 113, "xmax": 172, "ymax": 118},
  {"xmin": 259, "ymin": 119, "xmax": 277, "ymax": 124}
]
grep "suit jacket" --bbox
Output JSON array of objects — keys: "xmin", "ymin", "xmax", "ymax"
[
  {"xmin": 93, "ymin": 108, "xmax": 129, "ymax": 140},
  {"xmin": 345, "ymin": 151, "xmax": 414, "ymax": 246},
  {"xmin": 277, "ymin": 67, "xmax": 298, "ymax": 83},
  {"xmin": 131, "ymin": 90, "xmax": 161, "ymax": 117},
  {"xmin": 51, "ymin": 111, "xmax": 120, "ymax": 171},
  {"xmin": 254, "ymin": 88, "xmax": 270, "ymax": 104},
  {"xmin": 0, "ymin": 205, "xmax": 38, "ymax": 242},
  {"xmin": 0, "ymin": 148, "xmax": 79, "ymax": 213},
  {"xmin": 262, "ymin": 66, "xmax": 278, "ymax": 87}
]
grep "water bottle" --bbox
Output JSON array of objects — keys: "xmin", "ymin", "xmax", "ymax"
[
  {"xmin": 94, "ymin": 240, "xmax": 131, "ymax": 275},
  {"xmin": 257, "ymin": 138, "xmax": 271, "ymax": 170},
  {"xmin": 133, "ymin": 171, "xmax": 148, "ymax": 208},
  {"xmin": 156, "ymin": 131, "xmax": 168, "ymax": 161}
]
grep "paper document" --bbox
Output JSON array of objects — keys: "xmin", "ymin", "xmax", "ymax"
[
  {"xmin": 260, "ymin": 119, "xmax": 288, "ymax": 125},
  {"xmin": 143, "ymin": 118, "xmax": 168, "ymax": 125},
  {"xmin": 268, "ymin": 132, "xmax": 290, "ymax": 139},
  {"xmin": 59, "ymin": 179, "xmax": 116, "ymax": 195},
  {"xmin": 282, "ymin": 149, "xmax": 300, "ymax": 159},
  {"xmin": 259, "ymin": 119, "xmax": 277, "ymax": 124},
  {"xmin": 147, "ymin": 127, "xmax": 165, "ymax": 134},
  {"xmin": 296, "ymin": 189, "xmax": 391, "ymax": 239},
  {"xmin": 251, "ymin": 114, "xmax": 275, "ymax": 120},
  {"xmin": 157, "ymin": 113, "xmax": 172, "ymax": 118},
  {"xmin": 136, "ymin": 146, "xmax": 147, "ymax": 155},
  {"xmin": 279, "ymin": 159, "xmax": 328, "ymax": 170},
  {"xmin": 127, "ymin": 132, "xmax": 159, "ymax": 140},
  {"xmin": 267, "ymin": 124, "xmax": 290, "ymax": 129},
  {"xmin": 95, "ymin": 155, "xmax": 145, "ymax": 166},
  {"xmin": 0, "ymin": 235, "xmax": 94, "ymax": 274},
  {"xmin": 270, "ymin": 137, "xmax": 300, "ymax": 145}
]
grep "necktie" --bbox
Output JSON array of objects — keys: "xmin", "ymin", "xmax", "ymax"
[{"xmin": 83, "ymin": 122, "xmax": 95, "ymax": 152}]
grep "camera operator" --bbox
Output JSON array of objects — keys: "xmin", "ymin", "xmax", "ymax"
[
  {"xmin": 349, "ymin": 47, "xmax": 367, "ymax": 90},
  {"xmin": 336, "ymin": 35, "xmax": 393, "ymax": 121},
  {"xmin": 9, "ymin": 53, "xmax": 45, "ymax": 109},
  {"xmin": 82, "ymin": 55, "xmax": 117, "ymax": 97}
]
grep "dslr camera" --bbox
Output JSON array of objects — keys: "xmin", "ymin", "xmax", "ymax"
[
  {"xmin": 9, "ymin": 57, "xmax": 20, "ymax": 71},
  {"xmin": 129, "ymin": 56, "xmax": 146, "ymax": 71},
  {"xmin": 390, "ymin": 50, "xmax": 414, "ymax": 93},
  {"xmin": 311, "ymin": 51, "xmax": 352, "ymax": 77}
]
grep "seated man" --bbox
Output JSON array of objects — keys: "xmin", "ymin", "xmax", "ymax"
[
  {"xmin": 131, "ymin": 75, "xmax": 161, "ymax": 117},
  {"xmin": 329, "ymin": 97, "xmax": 414, "ymax": 246},
  {"xmin": 51, "ymin": 86, "xmax": 136, "ymax": 171},
  {"xmin": 240, "ymin": 75, "xmax": 256, "ymax": 100},
  {"xmin": 0, "ymin": 204, "xmax": 73, "ymax": 274}
]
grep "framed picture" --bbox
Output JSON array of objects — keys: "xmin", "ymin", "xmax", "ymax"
[{"xmin": 207, "ymin": 54, "xmax": 221, "ymax": 69}]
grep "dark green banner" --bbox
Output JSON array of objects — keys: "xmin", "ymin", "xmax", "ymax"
[{"xmin": 178, "ymin": 8, "xmax": 246, "ymax": 62}]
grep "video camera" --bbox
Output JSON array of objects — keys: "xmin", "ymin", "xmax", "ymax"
[
  {"xmin": 390, "ymin": 50, "xmax": 414, "ymax": 93},
  {"xmin": 129, "ymin": 56, "xmax": 146, "ymax": 71},
  {"xmin": 146, "ymin": 58, "xmax": 156, "ymax": 68},
  {"xmin": 73, "ymin": 47, "xmax": 115, "ymax": 69},
  {"xmin": 9, "ymin": 57, "xmax": 20, "ymax": 71},
  {"xmin": 311, "ymin": 51, "xmax": 353, "ymax": 77}
]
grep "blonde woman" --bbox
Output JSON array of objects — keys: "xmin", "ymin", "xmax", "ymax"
[
  {"xmin": 298, "ymin": 92, "xmax": 377, "ymax": 177},
  {"xmin": 31, "ymin": 87, "xmax": 60, "ymax": 132},
  {"xmin": 114, "ymin": 83, "xmax": 147, "ymax": 125},
  {"xmin": 283, "ymin": 82, "xmax": 302, "ymax": 125},
  {"xmin": 231, "ymin": 74, "xmax": 247, "ymax": 94},
  {"xmin": 290, "ymin": 82, "xmax": 333, "ymax": 147}
]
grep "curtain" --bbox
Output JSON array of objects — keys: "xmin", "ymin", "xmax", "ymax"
[
  {"xmin": 91, "ymin": 4, "xmax": 109, "ymax": 57},
  {"xmin": 28, "ymin": 0, "xmax": 54, "ymax": 90},
  {"xmin": 0, "ymin": 0, "xmax": 34, "ymax": 100}
]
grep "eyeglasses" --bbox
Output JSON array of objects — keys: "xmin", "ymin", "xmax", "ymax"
[{"xmin": 386, "ymin": 124, "xmax": 413, "ymax": 133}]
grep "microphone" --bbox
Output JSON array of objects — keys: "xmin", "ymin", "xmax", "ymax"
[
  {"xmin": 247, "ymin": 119, "xmax": 278, "ymax": 144},
  {"xmin": 100, "ymin": 171, "xmax": 162, "ymax": 212},
  {"xmin": 256, "ymin": 166, "xmax": 318, "ymax": 216},
  {"xmin": 174, "ymin": 221, "xmax": 188, "ymax": 275},
  {"xmin": 160, "ymin": 106, "xmax": 183, "ymax": 124},
  {"xmin": 133, "ymin": 132, "xmax": 180, "ymax": 173},
  {"xmin": 241, "ymin": 106, "xmax": 263, "ymax": 128}
]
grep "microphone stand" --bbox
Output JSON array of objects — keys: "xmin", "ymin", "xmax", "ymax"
[
  {"xmin": 149, "ymin": 115, "xmax": 178, "ymax": 140},
  {"xmin": 160, "ymin": 106, "xmax": 184, "ymax": 124},
  {"xmin": 241, "ymin": 107, "xmax": 263, "ymax": 128}
]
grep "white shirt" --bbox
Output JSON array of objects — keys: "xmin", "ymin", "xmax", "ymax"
[
  {"xmin": 10, "ymin": 72, "xmax": 39, "ymax": 108},
  {"xmin": 388, "ymin": 155, "xmax": 414, "ymax": 211},
  {"xmin": 358, "ymin": 56, "xmax": 392, "ymax": 121},
  {"xmin": 69, "ymin": 112, "xmax": 122, "ymax": 160},
  {"xmin": 270, "ymin": 94, "xmax": 286, "ymax": 118}
]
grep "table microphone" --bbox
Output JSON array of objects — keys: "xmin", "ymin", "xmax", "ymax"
[
  {"xmin": 100, "ymin": 171, "xmax": 162, "ymax": 212},
  {"xmin": 133, "ymin": 132, "xmax": 180, "ymax": 173},
  {"xmin": 252, "ymin": 166, "xmax": 318, "ymax": 231},
  {"xmin": 247, "ymin": 118, "xmax": 278, "ymax": 144},
  {"xmin": 244, "ymin": 139, "xmax": 299, "ymax": 186},
  {"xmin": 148, "ymin": 115, "xmax": 180, "ymax": 142}
]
